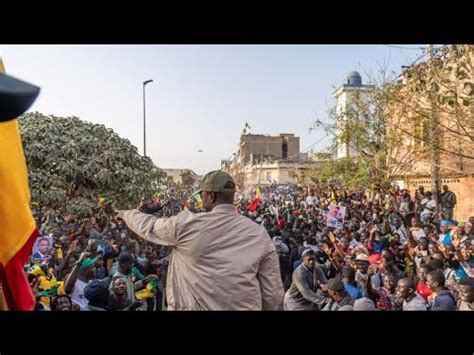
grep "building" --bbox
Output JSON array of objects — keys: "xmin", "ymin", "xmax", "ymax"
[
  {"xmin": 222, "ymin": 133, "xmax": 311, "ymax": 187},
  {"xmin": 386, "ymin": 45, "xmax": 474, "ymax": 221},
  {"xmin": 236, "ymin": 133, "xmax": 300, "ymax": 164},
  {"xmin": 162, "ymin": 168, "xmax": 201, "ymax": 187},
  {"xmin": 333, "ymin": 71, "xmax": 374, "ymax": 159}
]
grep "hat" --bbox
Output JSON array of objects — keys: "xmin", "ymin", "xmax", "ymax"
[
  {"xmin": 0, "ymin": 63, "xmax": 40, "ymax": 122},
  {"xmin": 301, "ymin": 248, "xmax": 314, "ymax": 258},
  {"xmin": 353, "ymin": 297, "xmax": 376, "ymax": 311},
  {"xmin": 80, "ymin": 257, "xmax": 98, "ymax": 271},
  {"xmin": 355, "ymin": 253, "xmax": 370, "ymax": 263},
  {"xmin": 84, "ymin": 277, "xmax": 111, "ymax": 308},
  {"xmin": 326, "ymin": 278, "xmax": 345, "ymax": 292},
  {"xmin": 440, "ymin": 220, "xmax": 451, "ymax": 227},
  {"xmin": 197, "ymin": 170, "xmax": 235, "ymax": 193}
]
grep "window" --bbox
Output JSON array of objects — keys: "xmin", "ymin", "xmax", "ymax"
[
  {"xmin": 282, "ymin": 139, "xmax": 288, "ymax": 159},
  {"xmin": 413, "ymin": 117, "xmax": 429, "ymax": 149},
  {"xmin": 266, "ymin": 172, "xmax": 271, "ymax": 181}
]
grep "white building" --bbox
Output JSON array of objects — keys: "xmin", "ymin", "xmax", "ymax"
[{"xmin": 332, "ymin": 71, "xmax": 374, "ymax": 159}]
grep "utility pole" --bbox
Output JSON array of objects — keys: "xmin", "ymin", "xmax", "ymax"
[
  {"xmin": 143, "ymin": 79, "xmax": 153, "ymax": 157},
  {"xmin": 428, "ymin": 45, "xmax": 441, "ymax": 209}
]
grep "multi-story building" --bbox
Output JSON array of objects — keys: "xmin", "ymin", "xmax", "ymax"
[
  {"xmin": 386, "ymin": 45, "xmax": 474, "ymax": 221},
  {"xmin": 222, "ymin": 133, "xmax": 310, "ymax": 187}
]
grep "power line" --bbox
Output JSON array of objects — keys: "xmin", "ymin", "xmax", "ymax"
[
  {"xmin": 302, "ymin": 134, "xmax": 330, "ymax": 152},
  {"xmin": 384, "ymin": 45, "xmax": 426, "ymax": 51}
]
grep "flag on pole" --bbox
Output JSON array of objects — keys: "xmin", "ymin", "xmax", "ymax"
[
  {"xmin": 184, "ymin": 190, "xmax": 203, "ymax": 210},
  {"xmin": 0, "ymin": 57, "xmax": 41, "ymax": 310},
  {"xmin": 247, "ymin": 186, "xmax": 261, "ymax": 212}
]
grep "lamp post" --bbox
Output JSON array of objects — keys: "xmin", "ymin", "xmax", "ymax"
[{"xmin": 143, "ymin": 79, "xmax": 153, "ymax": 156}]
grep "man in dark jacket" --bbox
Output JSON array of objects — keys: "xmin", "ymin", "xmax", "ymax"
[
  {"xmin": 440, "ymin": 185, "xmax": 457, "ymax": 220},
  {"xmin": 283, "ymin": 249, "xmax": 327, "ymax": 310},
  {"xmin": 321, "ymin": 277, "xmax": 354, "ymax": 311},
  {"xmin": 426, "ymin": 269, "xmax": 456, "ymax": 311}
]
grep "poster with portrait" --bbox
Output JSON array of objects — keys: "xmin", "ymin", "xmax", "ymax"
[
  {"xmin": 32, "ymin": 235, "xmax": 53, "ymax": 263},
  {"xmin": 326, "ymin": 204, "xmax": 346, "ymax": 229}
]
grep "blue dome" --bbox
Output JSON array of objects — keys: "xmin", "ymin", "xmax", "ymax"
[{"xmin": 346, "ymin": 71, "xmax": 362, "ymax": 86}]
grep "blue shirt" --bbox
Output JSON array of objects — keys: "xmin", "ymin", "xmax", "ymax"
[
  {"xmin": 441, "ymin": 232, "xmax": 452, "ymax": 247},
  {"xmin": 456, "ymin": 258, "xmax": 474, "ymax": 280},
  {"xmin": 344, "ymin": 282, "xmax": 363, "ymax": 300}
]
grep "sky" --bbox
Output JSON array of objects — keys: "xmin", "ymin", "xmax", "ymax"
[{"xmin": 0, "ymin": 45, "xmax": 425, "ymax": 175}]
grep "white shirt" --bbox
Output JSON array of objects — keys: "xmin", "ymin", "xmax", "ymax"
[
  {"xmin": 392, "ymin": 225, "xmax": 408, "ymax": 244},
  {"xmin": 411, "ymin": 228, "xmax": 426, "ymax": 241},
  {"xmin": 70, "ymin": 279, "xmax": 89, "ymax": 310},
  {"xmin": 421, "ymin": 198, "xmax": 437, "ymax": 216},
  {"xmin": 403, "ymin": 294, "xmax": 427, "ymax": 311}
]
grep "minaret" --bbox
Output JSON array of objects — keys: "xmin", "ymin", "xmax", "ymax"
[{"xmin": 333, "ymin": 71, "xmax": 373, "ymax": 159}]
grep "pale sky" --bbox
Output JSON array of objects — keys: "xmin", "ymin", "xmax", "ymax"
[{"xmin": 0, "ymin": 45, "xmax": 424, "ymax": 175}]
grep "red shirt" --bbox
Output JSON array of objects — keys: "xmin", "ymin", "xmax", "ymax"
[
  {"xmin": 277, "ymin": 218, "xmax": 285, "ymax": 230},
  {"xmin": 416, "ymin": 281, "xmax": 433, "ymax": 300}
]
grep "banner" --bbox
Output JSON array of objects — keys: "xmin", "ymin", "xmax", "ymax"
[{"xmin": 326, "ymin": 204, "xmax": 346, "ymax": 229}]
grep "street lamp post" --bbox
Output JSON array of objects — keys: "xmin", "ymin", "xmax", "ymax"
[{"xmin": 143, "ymin": 79, "xmax": 153, "ymax": 157}]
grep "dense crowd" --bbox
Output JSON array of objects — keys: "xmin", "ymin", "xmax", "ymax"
[
  {"xmin": 238, "ymin": 183, "xmax": 473, "ymax": 310},
  {"xmin": 27, "ymin": 187, "xmax": 190, "ymax": 311},
  {"xmin": 27, "ymin": 181, "xmax": 474, "ymax": 311}
]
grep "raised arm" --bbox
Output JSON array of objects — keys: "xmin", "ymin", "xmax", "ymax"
[{"xmin": 116, "ymin": 209, "xmax": 179, "ymax": 246}]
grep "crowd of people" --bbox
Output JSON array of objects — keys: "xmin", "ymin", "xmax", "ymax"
[
  {"xmin": 239, "ymin": 183, "xmax": 473, "ymax": 310},
  {"xmin": 27, "ymin": 187, "xmax": 190, "ymax": 311},
  {"xmin": 26, "ymin": 178, "xmax": 474, "ymax": 311}
]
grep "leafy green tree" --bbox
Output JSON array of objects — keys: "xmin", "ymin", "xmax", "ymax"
[{"xmin": 19, "ymin": 112, "xmax": 166, "ymax": 217}]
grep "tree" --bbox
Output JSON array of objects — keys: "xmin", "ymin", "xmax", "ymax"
[
  {"xmin": 180, "ymin": 170, "xmax": 195, "ymax": 187},
  {"xmin": 19, "ymin": 112, "xmax": 166, "ymax": 217},
  {"xmin": 385, "ymin": 45, "xmax": 474, "ymax": 202},
  {"xmin": 311, "ymin": 66, "xmax": 416, "ymax": 192}
]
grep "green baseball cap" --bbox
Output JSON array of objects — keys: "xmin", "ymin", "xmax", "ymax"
[
  {"xmin": 198, "ymin": 170, "xmax": 236, "ymax": 193},
  {"xmin": 80, "ymin": 257, "xmax": 98, "ymax": 271}
]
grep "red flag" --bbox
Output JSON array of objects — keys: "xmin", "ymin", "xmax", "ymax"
[
  {"xmin": 0, "ymin": 58, "xmax": 40, "ymax": 310},
  {"xmin": 247, "ymin": 197, "xmax": 261, "ymax": 212}
]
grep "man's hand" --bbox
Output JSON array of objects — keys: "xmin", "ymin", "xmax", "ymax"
[
  {"xmin": 452, "ymin": 238, "xmax": 460, "ymax": 249},
  {"xmin": 370, "ymin": 225, "xmax": 378, "ymax": 235},
  {"xmin": 436, "ymin": 241, "xmax": 446, "ymax": 253},
  {"xmin": 321, "ymin": 244, "xmax": 332, "ymax": 256},
  {"xmin": 368, "ymin": 264, "xmax": 378, "ymax": 276},
  {"xmin": 137, "ymin": 199, "xmax": 148, "ymax": 212},
  {"xmin": 144, "ymin": 274, "xmax": 158, "ymax": 283},
  {"xmin": 68, "ymin": 240, "xmax": 79, "ymax": 255},
  {"xmin": 115, "ymin": 210, "xmax": 126, "ymax": 223}
]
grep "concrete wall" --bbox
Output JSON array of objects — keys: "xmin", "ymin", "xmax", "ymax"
[{"xmin": 240, "ymin": 134, "xmax": 300, "ymax": 163}]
